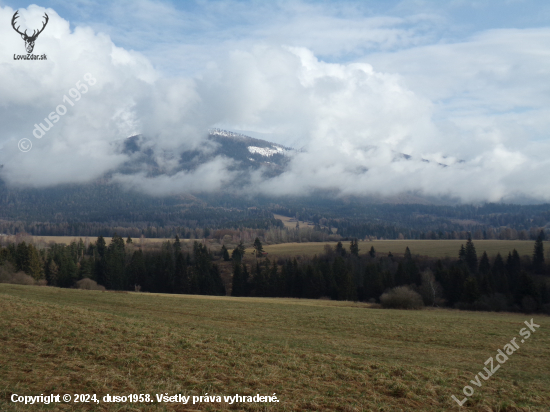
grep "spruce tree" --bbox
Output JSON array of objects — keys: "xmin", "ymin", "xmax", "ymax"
[
  {"xmin": 405, "ymin": 259, "xmax": 421, "ymax": 285},
  {"xmin": 173, "ymin": 235, "xmax": 181, "ymax": 254},
  {"xmin": 349, "ymin": 239, "xmax": 359, "ymax": 257},
  {"xmin": 46, "ymin": 259, "xmax": 59, "ymax": 286},
  {"xmin": 479, "ymin": 252, "xmax": 491, "ymax": 275},
  {"xmin": 458, "ymin": 245, "xmax": 466, "ymax": 261},
  {"xmin": 461, "ymin": 276, "xmax": 480, "ymax": 303},
  {"xmin": 242, "ymin": 264, "xmax": 250, "ymax": 296},
  {"xmin": 464, "ymin": 237, "xmax": 477, "ymax": 273},
  {"xmin": 106, "ymin": 234, "xmax": 126, "ymax": 290},
  {"xmin": 364, "ymin": 263, "xmax": 384, "ymax": 301},
  {"xmin": 95, "ymin": 236, "xmax": 107, "ymax": 288},
  {"xmin": 369, "ymin": 246, "xmax": 376, "ymax": 258},
  {"xmin": 253, "ymin": 237, "xmax": 264, "ymax": 257},
  {"xmin": 221, "ymin": 245, "xmax": 230, "ymax": 261},
  {"xmin": 174, "ymin": 250, "xmax": 188, "ymax": 293},
  {"xmin": 128, "ymin": 249, "xmax": 147, "ymax": 291},
  {"xmin": 533, "ymin": 231, "xmax": 545, "ymax": 274},
  {"xmin": 478, "ymin": 251, "xmax": 493, "ymax": 295},
  {"xmin": 506, "ymin": 250, "xmax": 522, "ymax": 292},
  {"xmin": 232, "ymin": 241, "xmax": 246, "ymax": 262},
  {"xmin": 336, "ymin": 241, "xmax": 346, "ymax": 256},
  {"xmin": 27, "ymin": 245, "xmax": 43, "ymax": 281},
  {"xmin": 492, "ymin": 253, "xmax": 509, "ymax": 296},
  {"xmin": 394, "ymin": 262, "xmax": 409, "ymax": 285}
]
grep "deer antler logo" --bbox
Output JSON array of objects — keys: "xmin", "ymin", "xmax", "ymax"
[{"xmin": 12, "ymin": 11, "xmax": 49, "ymax": 54}]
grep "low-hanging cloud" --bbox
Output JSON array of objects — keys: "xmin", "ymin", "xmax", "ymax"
[{"xmin": 0, "ymin": 4, "xmax": 549, "ymax": 203}]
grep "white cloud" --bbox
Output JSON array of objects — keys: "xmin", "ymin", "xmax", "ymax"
[{"xmin": 1, "ymin": 3, "xmax": 549, "ymax": 203}]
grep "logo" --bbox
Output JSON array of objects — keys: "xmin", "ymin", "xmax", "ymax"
[{"xmin": 11, "ymin": 10, "xmax": 49, "ymax": 54}]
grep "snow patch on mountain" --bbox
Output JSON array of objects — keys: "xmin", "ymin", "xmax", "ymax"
[{"xmin": 247, "ymin": 146, "xmax": 285, "ymax": 157}]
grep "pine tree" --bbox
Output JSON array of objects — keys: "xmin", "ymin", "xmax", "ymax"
[
  {"xmin": 369, "ymin": 246, "xmax": 376, "ymax": 258},
  {"xmin": 126, "ymin": 236, "xmax": 133, "ymax": 244},
  {"xmin": 404, "ymin": 247, "xmax": 412, "ymax": 260},
  {"xmin": 533, "ymin": 231, "xmax": 545, "ymax": 274}
]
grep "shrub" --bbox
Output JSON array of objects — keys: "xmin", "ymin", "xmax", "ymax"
[
  {"xmin": 75, "ymin": 278, "xmax": 106, "ymax": 291},
  {"xmin": 380, "ymin": 286, "xmax": 424, "ymax": 310},
  {"xmin": 0, "ymin": 263, "xmax": 36, "ymax": 285}
]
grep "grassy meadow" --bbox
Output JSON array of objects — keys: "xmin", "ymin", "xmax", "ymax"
[
  {"xmin": 1, "ymin": 284, "xmax": 549, "ymax": 411},
  {"xmin": 4, "ymin": 235, "xmax": 547, "ymax": 261},
  {"xmin": 247, "ymin": 239, "xmax": 550, "ymax": 260}
]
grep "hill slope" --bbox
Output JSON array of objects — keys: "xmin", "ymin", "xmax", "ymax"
[{"xmin": 1, "ymin": 284, "xmax": 549, "ymax": 411}]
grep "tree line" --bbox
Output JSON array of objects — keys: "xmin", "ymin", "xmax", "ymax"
[
  {"xmin": 230, "ymin": 234, "xmax": 549, "ymax": 313},
  {"xmin": 0, "ymin": 235, "xmax": 225, "ymax": 296},
  {"xmin": 0, "ymin": 232, "xmax": 548, "ymax": 313}
]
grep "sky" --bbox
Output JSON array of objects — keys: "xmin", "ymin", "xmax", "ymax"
[{"xmin": 0, "ymin": 0, "xmax": 549, "ymax": 203}]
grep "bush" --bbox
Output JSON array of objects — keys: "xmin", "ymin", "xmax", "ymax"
[
  {"xmin": 75, "ymin": 278, "xmax": 106, "ymax": 291},
  {"xmin": 0, "ymin": 263, "xmax": 36, "ymax": 285},
  {"xmin": 380, "ymin": 286, "xmax": 424, "ymax": 310}
]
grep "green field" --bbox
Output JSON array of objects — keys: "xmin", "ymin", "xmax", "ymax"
[
  {"xmin": 1, "ymin": 284, "xmax": 549, "ymax": 411},
  {"xmin": 253, "ymin": 240, "xmax": 550, "ymax": 259}
]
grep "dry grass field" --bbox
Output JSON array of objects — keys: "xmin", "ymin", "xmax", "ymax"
[
  {"xmin": 250, "ymin": 240, "xmax": 550, "ymax": 260},
  {"xmin": 3, "ymin": 235, "xmax": 548, "ymax": 261},
  {"xmin": 273, "ymin": 214, "xmax": 316, "ymax": 230},
  {"xmin": 1, "ymin": 284, "xmax": 549, "ymax": 411},
  {"xmin": 1, "ymin": 235, "xmax": 176, "ymax": 247}
]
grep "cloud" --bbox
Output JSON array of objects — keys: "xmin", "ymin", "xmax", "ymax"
[
  {"xmin": 1, "ymin": 3, "xmax": 549, "ymax": 203},
  {"xmin": 0, "ymin": 5, "xmax": 205, "ymax": 186},
  {"xmin": 111, "ymin": 156, "xmax": 238, "ymax": 196}
]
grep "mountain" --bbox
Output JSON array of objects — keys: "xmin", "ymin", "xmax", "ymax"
[
  {"xmin": 117, "ymin": 129, "xmax": 295, "ymax": 178},
  {"xmin": 1, "ymin": 129, "xmax": 548, "ymax": 239}
]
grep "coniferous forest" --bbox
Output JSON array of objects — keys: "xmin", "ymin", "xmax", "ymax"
[{"xmin": 1, "ymin": 232, "xmax": 548, "ymax": 314}]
